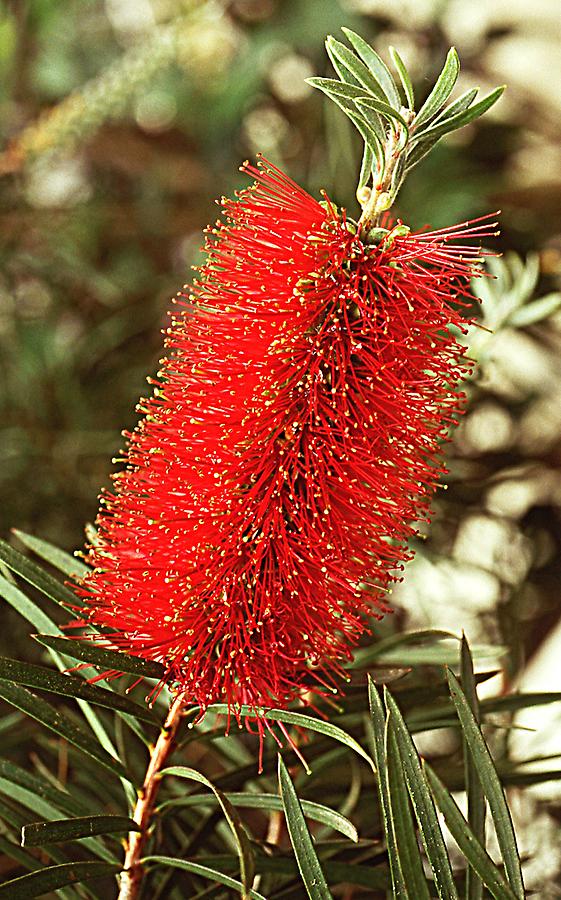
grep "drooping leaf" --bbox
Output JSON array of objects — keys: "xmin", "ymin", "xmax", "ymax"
[
  {"xmin": 0, "ymin": 861, "xmax": 121, "ymax": 899},
  {"xmin": 12, "ymin": 530, "xmax": 88, "ymax": 579},
  {"xmin": 160, "ymin": 766, "xmax": 255, "ymax": 896},
  {"xmin": 0, "ymin": 656, "xmax": 158, "ymax": 724},
  {"xmin": 142, "ymin": 857, "xmax": 267, "ymax": 900},
  {"xmin": 0, "ymin": 538, "xmax": 79, "ymax": 614},
  {"xmin": 0, "ymin": 681, "xmax": 131, "ymax": 782},
  {"xmin": 0, "ymin": 573, "xmax": 61, "ymax": 635},
  {"xmin": 33, "ymin": 633, "xmax": 165, "ymax": 680},
  {"xmin": 447, "ymin": 669, "xmax": 524, "ymax": 899},
  {"xmin": 158, "ymin": 791, "xmax": 358, "ymax": 842},
  {"xmin": 278, "ymin": 755, "xmax": 333, "ymax": 900},
  {"xmin": 203, "ymin": 704, "xmax": 375, "ymax": 771},
  {"xmin": 22, "ymin": 815, "xmax": 139, "ymax": 847}
]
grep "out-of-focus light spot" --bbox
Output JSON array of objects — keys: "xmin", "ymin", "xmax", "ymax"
[
  {"xmin": 460, "ymin": 402, "xmax": 514, "ymax": 454},
  {"xmin": 231, "ymin": 0, "xmax": 276, "ymax": 21},
  {"xmin": 14, "ymin": 280, "xmax": 52, "ymax": 320},
  {"xmin": 486, "ymin": 479, "xmax": 538, "ymax": 519},
  {"xmin": 135, "ymin": 90, "xmax": 177, "ymax": 133},
  {"xmin": 105, "ymin": 0, "xmax": 155, "ymax": 38},
  {"xmin": 453, "ymin": 514, "xmax": 532, "ymax": 584},
  {"xmin": 177, "ymin": 15, "xmax": 239, "ymax": 77},
  {"xmin": 342, "ymin": 0, "xmax": 440, "ymax": 28},
  {"xmin": 479, "ymin": 329, "xmax": 558, "ymax": 398},
  {"xmin": 269, "ymin": 54, "xmax": 314, "ymax": 104},
  {"xmin": 243, "ymin": 105, "xmax": 288, "ymax": 153},
  {"xmin": 24, "ymin": 157, "xmax": 91, "ymax": 208}
]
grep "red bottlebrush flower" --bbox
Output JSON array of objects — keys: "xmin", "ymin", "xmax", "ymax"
[{"xmin": 76, "ymin": 157, "xmax": 495, "ymax": 725}]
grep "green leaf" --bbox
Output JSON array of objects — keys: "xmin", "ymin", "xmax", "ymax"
[
  {"xmin": 389, "ymin": 46, "xmax": 414, "ymax": 109},
  {"xmin": 33, "ymin": 633, "xmax": 165, "ymax": 679},
  {"xmin": 307, "ymin": 77, "xmax": 385, "ymax": 168},
  {"xmin": 326, "ymin": 36, "xmax": 390, "ymax": 102},
  {"xmin": 358, "ymin": 142, "xmax": 374, "ymax": 189},
  {"xmin": 306, "ymin": 77, "xmax": 386, "ymax": 140},
  {"xmin": 22, "ymin": 814, "xmax": 139, "ymax": 846},
  {"xmin": 204, "ymin": 704, "xmax": 375, "ymax": 772},
  {"xmin": 0, "ymin": 834, "xmax": 41, "ymax": 873},
  {"xmin": 12, "ymin": 530, "xmax": 89, "ymax": 579},
  {"xmin": 435, "ymin": 88, "xmax": 478, "ymax": 122},
  {"xmin": 0, "ymin": 758, "xmax": 86, "ymax": 818},
  {"xmin": 367, "ymin": 679, "xmax": 410, "ymax": 898},
  {"xmin": 508, "ymin": 292, "xmax": 561, "ymax": 327},
  {"xmin": 0, "ymin": 538, "xmax": 79, "ymax": 615},
  {"xmin": 0, "ymin": 680, "xmax": 131, "ymax": 782},
  {"xmin": 0, "ymin": 573, "xmax": 61, "ymax": 635},
  {"xmin": 414, "ymin": 86, "xmax": 505, "ymax": 143},
  {"xmin": 142, "ymin": 857, "xmax": 267, "ymax": 900},
  {"xmin": 447, "ymin": 669, "xmax": 524, "ymax": 899},
  {"xmin": 0, "ymin": 861, "xmax": 121, "ymax": 899},
  {"xmin": 158, "ymin": 791, "xmax": 358, "ymax": 842},
  {"xmin": 278, "ymin": 755, "xmax": 333, "ymax": 900},
  {"xmin": 0, "ymin": 656, "xmax": 158, "ymax": 724},
  {"xmin": 160, "ymin": 766, "xmax": 255, "ymax": 896},
  {"xmin": 413, "ymin": 47, "xmax": 460, "ymax": 131},
  {"xmin": 355, "ymin": 96, "xmax": 410, "ymax": 133},
  {"xmin": 385, "ymin": 689, "xmax": 458, "ymax": 899},
  {"xmin": 386, "ymin": 724, "xmax": 430, "ymax": 898},
  {"xmin": 424, "ymin": 765, "xmax": 517, "ymax": 900},
  {"xmin": 341, "ymin": 28, "xmax": 401, "ymax": 107},
  {"xmin": 461, "ymin": 636, "xmax": 486, "ymax": 900}
]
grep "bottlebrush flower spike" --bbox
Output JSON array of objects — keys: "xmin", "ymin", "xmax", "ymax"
[{"xmin": 75, "ymin": 156, "xmax": 496, "ymax": 732}]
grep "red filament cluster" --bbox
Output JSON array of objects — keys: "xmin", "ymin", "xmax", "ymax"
[{"xmin": 76, "ymin": 157, "xmax": 495, "ymax": 721}]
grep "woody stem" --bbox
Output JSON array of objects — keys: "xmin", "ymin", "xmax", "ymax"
[{"xmin": 118, "ymin": 690, "xmax": 187, "ymax": 900}]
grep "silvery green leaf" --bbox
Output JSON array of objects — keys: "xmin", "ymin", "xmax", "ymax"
[
  {"xmin": 389, "ymin": 46, "xmax": 414, "ymax": 109},
  {"xmin": 341, "ymin": 28, "xmax": 400, "ymax": 107},
  {"xmin": 413, "ymin": 47, "xmax": 460, "ymax": 131}
]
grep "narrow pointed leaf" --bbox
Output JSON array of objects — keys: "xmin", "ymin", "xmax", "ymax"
[
  {"xmin": 424, "ymin": 765, "xmax": 517, "ymax": 900},
  {"xmin": 0, "ymin": 656, "xmax": 158, "ymax": 724},
  {"xmin": 341, "ymin": 29, "xmax": 400, "ymax": 107},
  {"xmin": 278, "ymin": 755, "xmax": 333, "ymax": 899},
  {"xmin": 359, "ymin": 142, "xmax": 374, "ymax": 189},
  {"xmin": 306, "ymin": 76, "xmax": 385, "ymax": 144},
  {"xmin": 367, "ymin": 679, "xmax": 409, "ymax": 898},
  {"xmin": 461, "ymin": 636, "xmax": 486, "ymax": 900},
  {"xmin": 0, "ymin": 573, "xmax": 61, "ymax": 635},
  {"xmin": 22, "ymin": 815, "xmax": 139, "ymax": 847},
  {"xmin": 142, "ymin": 857, "xmax": 267, "ymax": 899},
  {"xmin": 326, "ymin": 36, "xmax": 390, "ymax": 102},
  {"xmin": 385, "ymin": 689, "xmax": 459, "ymax": 899},
  {"xmin": 355, "ymin": 96, "xmax": 410, "ymax": 132},
  {"xmin": 0, "ymin": 758, "xmax": 87, "ymax": 818},
  {"xmin": 33, "ymin": 633, "xmax": 165, "ymax": 679},
  {"xmin": 447, "ymin": 669, "xmax": 524, "ymax": 898},
  {"xmin": 158, "ymin": 791, "xmax": 358, "ymax": 842},
  {"xmin": 0, "ymin": 538, "xmax": 79, "ymax": 614},
  {"xmin": 389, "ymin": 46, "xmax": 414, "ymax": 108},
  {"xmin": 508, "ymin": 292, "xmax": 561, "ymax": 327},
  {"xmin": 0, "ymin": 681, "xmax": 131, "ymax": 781},
  {"xmin": 0, "ymin": 835, "xmax": 41, "ymax": 873},
  {"xmin": 435, "ymin": 88, "xmax": 479, "ymax": 122},
  {"xmin": 12, "ymin": 530, "xmax": 89, "ymax": 579},
  {"xmin": 160, "ymin": 766, "xmax": 255, "ymax": 895},
  {"xmin": 204, "ymin": 703, "xmax": 375, "ymax": 771},
  {"xmin": 386, "ymin": 721, "xmax": 430, "ymax": 899},
  {"xmin": 413, "ymin": 47, "xmax": 460, "ymax": 130},
  {"xmin": 414, "ymin": 87, "xmax": 505, "ymax": 143},
  {"xmin": 0, "ymin": 861, "xmax": 121, "ymax": 899}
]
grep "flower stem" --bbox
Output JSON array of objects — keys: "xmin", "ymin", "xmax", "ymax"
[{"xmin": 118, "ymin": 690, "xmax": 187, "ymax": 900}]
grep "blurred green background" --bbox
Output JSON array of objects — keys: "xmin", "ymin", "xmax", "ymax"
[{"xmin": 1, "ymin": 1, "xmax": 561, "ymax": 891}]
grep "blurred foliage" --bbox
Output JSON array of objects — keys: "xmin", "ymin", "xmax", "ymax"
[{"xmin": 1, "ymin": 0, "xmax": 561, "ymax": 893}]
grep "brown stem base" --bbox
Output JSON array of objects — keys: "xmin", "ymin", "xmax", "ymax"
[{"xmin": 118, "ymin": 690, "xmax": 187, "ymax": 900}]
